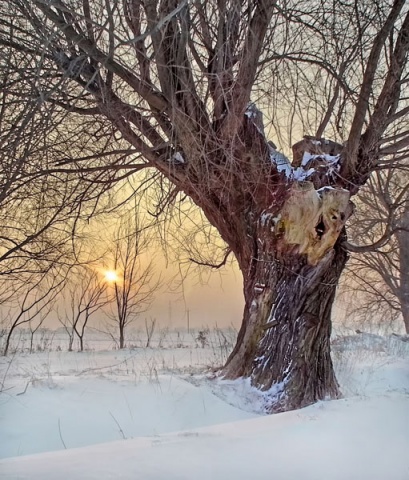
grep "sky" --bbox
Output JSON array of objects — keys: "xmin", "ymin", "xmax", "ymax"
[
  {"xmin": 77, "ymin": 194, "xmax": 245, "ymax": 330},
  {"xmin": 147, "ymin": 263, "xmax": 244, "ymax": 329},
  {"xmin": 33, "ymin": 254, "xmax": 245, "ymax": 331}
]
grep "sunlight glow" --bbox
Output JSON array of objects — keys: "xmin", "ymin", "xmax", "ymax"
[{"xmin": 104, "ymin": 270, "xmax": 119, "ymax": 283}]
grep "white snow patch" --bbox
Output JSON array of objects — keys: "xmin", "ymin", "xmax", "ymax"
[
  {"xmin": 2, "ymin": 385, "xmax": 408, "ymax": 480},
  {"xmin": 272, "ymin": 214, "xmax": 281, "ymax": 224},
  {"xmin": 260, "ymin": 212, "xmax": 281, "ymax": 228},
  {"xmin": 316, "ymin": 186, "xmax": 350, "ymax": 197},
  {"xmin": 244, "ymin": 108, "xmax": 257, "ymax": 119},
  {"xmin": 301, "ymin": 152, "xmax": 340, "ymax": 167},
  {"xmin": 301, "ymin": 152, "xmax": 315, "ymax": 166},
  {"xmin": 0, "ymin": 332, "xmax": 408, "ymax": 479},
  {"xmin": 269, "ymin": 147, "xmax": 292, "ymax": 177},
  {"xmin": 293, "ymin": 166, "xmax": 316, "ymax": 180},
  {"xmin": 172, "ymin": 152, "xmax": 185, "ymax": 164},
  {"xmin": 260, "ymin": 212, "xmax": 273, "ymax": 226},
  {"xmin": 269, "ymin": 146, "xmax": 317, "ymax": 181}
]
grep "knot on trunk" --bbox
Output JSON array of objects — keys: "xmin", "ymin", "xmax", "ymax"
[{"xmin": 275, "ymin": 182, "xmax": 353, "ymax": 265}]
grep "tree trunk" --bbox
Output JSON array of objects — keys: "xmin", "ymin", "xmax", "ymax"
[
  {"xmin": 402, "ymin": 307, "xmax": 409, "ymax": 335},
  {"xmin": 397, "ymin": 206, "xmax": 409, "ymax": 334},
  {"xmin": 119, "ymin": 328, "xmax": 125, "ymax": 349},
  {"xmin": 221, "ymin": 179, "xmax": 353, "ymax": 413},
  {"xmin": 3, "ymin": 328, "xmax": 13, "ymax": 356},
  {"xmin": 30, "ymin": 332, "xmax": 34, "ymax": 354},
  {"xmin": 68, "ymin": 333, "xmax": 74, "ymax": 352},
  {"xmin": 223, "ymin": 238, "xmax": 347, "ymax": 412}
]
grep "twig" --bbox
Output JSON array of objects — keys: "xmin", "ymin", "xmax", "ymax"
[
  {"xmin": 109, "ymin": 411, "xmax": 126, "ymax": 439},
  {"xmin": 16, "ymin": 380, "xmax": 31, "ymax": 396},
  {"xmin": 58, "ymin": 418, "xmax": 67, "ymax": 449}
]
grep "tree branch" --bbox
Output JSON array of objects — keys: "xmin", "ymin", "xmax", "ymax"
[{"xmin": 344, "ymin": 0, "xmax": 406, "ymax": 174}]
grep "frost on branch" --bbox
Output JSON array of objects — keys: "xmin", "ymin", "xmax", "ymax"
[{"xmin": 275, "ymin": 182, "xmax": 353, "ymax": 265}]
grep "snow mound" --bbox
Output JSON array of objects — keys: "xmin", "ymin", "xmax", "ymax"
[{"xmin": 0, "ymin": 333, "xmax": 408, "ymax": 479}]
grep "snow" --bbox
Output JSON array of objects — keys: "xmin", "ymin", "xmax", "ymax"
[
  {"xmin": 269, "ymin": 147, "xmax": 292, "ymax": 176},
  {"xmin": 301, "ymin": 152, "xmax": 340, "ymax": 167},
  {"xmin": 301, "ymin": 151, "xmax": 315, "ymax": 166},
  {"xmin": 171, "ymin": 152, "xmax": 185, "ymax": 164},
  {"xmin": 244, "ymin": 108, "xmax": 257, "ymax": 119},
  {"xmin": 0, "ymin": 331, "xmax": 408, "ymax": 479},
  {"xmin": 293, "ymin": 166, "xmax": 316, "ymax": 180},
  {"xmin": 268, "ymin": 147, "xmax": 317, "ymax": 181},
  {"xmin": 259, "ymin": 212, "xmax": 281, "ymax": 230},
  {"xmin": 244, "ymin": 107, "xmax": 340, "ymax": 183},
  {"xmin": 268, "ymin": 144, "xmax": 342, "ymax": 183}
]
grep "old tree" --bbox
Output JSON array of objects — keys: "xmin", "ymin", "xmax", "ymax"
[{"xmin": 1, "ymin": 0, "xmax": 408, "ymax": 411}]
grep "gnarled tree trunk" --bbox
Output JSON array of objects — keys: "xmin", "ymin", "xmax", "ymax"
[
  {"xmin": 219, "ymin": 170, "xmax": 353, "ymax": 412},
  {"xmin": 171, "ymin": 112, "xmax": 356, "ymax": 413},
  {"xmin": 224, "ymin": 241, "xmax": 348, "ymax": 412}
]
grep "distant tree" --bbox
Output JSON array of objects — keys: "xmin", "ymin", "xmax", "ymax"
[
  {"xmin": 108, "ymin": 214, "xmax": 159, "ymax": 349},
  {"xmin": 1, "ymin": 0, "xmax": 408, "ymax": 411},
  {"xmin": 0, "ymin": 33, "xmax": 139, "ymax": 355},
  {"xmin": 2, "ymin": 270, "xmax": 64, "ymax": 356},
  {"xmin": 344, "ymin": 170, "xmax": 409, "ymax": 333},
  {"xmin": 28, "ymin": 312, "xmax": 48, "ymax": 354},
  {"xmin": 144, "ymin": 317, "xmax": 157, "ymax": 348},
  {"xmin": 58, "ymin": 266, "xmax": 109, "ymax": 351}
]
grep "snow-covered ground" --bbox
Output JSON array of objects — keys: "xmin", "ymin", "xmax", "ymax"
[{"xmin": 0, "ymin": 330, "xmax": 408, "ymax": 479}]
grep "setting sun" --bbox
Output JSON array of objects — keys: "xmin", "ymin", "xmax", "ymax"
[{"xmin": 104, "ymin": 270, "xmax": 119, "ymax": 283}]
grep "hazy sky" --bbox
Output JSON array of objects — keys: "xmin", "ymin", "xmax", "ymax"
[
  {"xmin": 79, "ymin": 195, "xmax": 246, "ymax": 330},
  {"xmin": 148, "ymin": 263, "xmax": 244, "ymax": 329},
  {"xmin": 36, "ymin": 256, "xmax": 244, "ymax": 331}
]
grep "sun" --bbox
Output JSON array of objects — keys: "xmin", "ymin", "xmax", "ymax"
[{"xmin": 104, "ymin": 270, "xmax": 119, "ymax": 283}]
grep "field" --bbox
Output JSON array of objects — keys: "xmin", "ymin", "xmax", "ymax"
[{"xmin": 0, "ymin": 328, "xmax": 408, "ymax": 479}]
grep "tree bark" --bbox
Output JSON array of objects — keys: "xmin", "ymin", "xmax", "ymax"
[
  {"xmin": 223, "ymin": 237, "xmax": 347, "ymax": 412},
  {"xmin": 218, "ymin": 170, "xmax": 353, "ymax": 412},
  {"xmin": 401, "ymin": 306, "xmax": 409, "ymax": 335},
  {"xmin": 30, "ymin": 332, "xmax": 34, "ymax": 354},
  {"xmin": 119, "ymin": 328, "xmax": 125, "ymax": 349},
  {"xmin": 397, "ymin": 206, "xmax": 409, "ymax": 334},
  {"xmin": 68, "ymin": 333, "xmax": 74, "ymax": 352},
  {"xmin": 3, "ymin": 329, "xmax": 13, "ymax": 356}
]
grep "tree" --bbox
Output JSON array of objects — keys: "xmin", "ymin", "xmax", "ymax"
[
  {"xmin": 1, "ymin": 0, "xmax": 408, "ymax": 411},
  {"xmin": 344, "ymin": 169, "xmax": 409, "ymax": 333},
  {"xmin": 107, "ymin": 214, "xmax": 159, "ymax": 349},
  {"xmin": 28, "ymin": 310, "xmax": 48, "ymax": 354},
  {"xmin": 2, "ymin": 269, "xmax": 64, "ymax": 356},
  {"xmin": 0, "ymin": 53, "xmax": 76, "ymax": 277},
  {"xmin": 0, "ymin": 26, "xmax": 141, "ymax": 280},
  {"xmin": 58, "ymin": 265, "xmax": 109, "ymax": 351}
]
